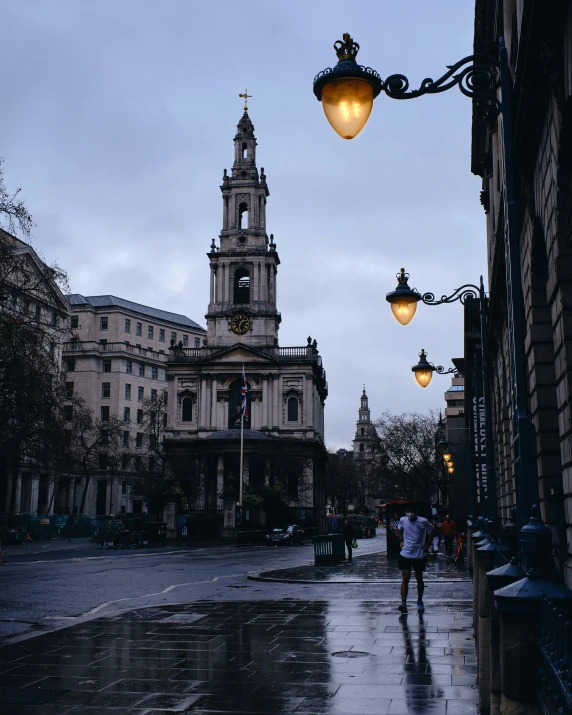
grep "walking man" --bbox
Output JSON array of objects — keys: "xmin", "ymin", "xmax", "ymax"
[
  {"xmin": 441, "ymin": 514, "xmax": 457, "ymax": 557},
  {"xmin": 343, "ymin": 519, "xmax": 356, "ymax": 562},
  {"xmin": 397, "ymin": 506, "xmax": 433, "ymax": 613}
]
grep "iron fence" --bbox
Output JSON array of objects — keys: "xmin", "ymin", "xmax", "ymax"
[{"xmin": 538, "ymin": 593, "xmax": 572, "ymax": 714}]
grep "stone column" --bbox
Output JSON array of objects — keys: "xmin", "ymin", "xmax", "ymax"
[
  {"xmin": 30, "ymin": 476, "xmax": 40, "ymax": 515},
  {"xmin": 272, "ymin": 375, "xmax": 279, "ymax": 429},
  {"xmin": 211, "ymin": 377, "xmax": 218, "ymax": 429},
  {"xmin": 303, "ymin": 458, "xmax": 314, "ymax": 507},
  {"xmin": 204, "ymin": 377, "xmax": 211, "ymax": 430},
  {"xmin": 262, "ymin": 375, "xmax": 269, "ymax": 428},
  {"xmin": 264, "ymin": 457, "xmax": 271, "ymax": 486},
  {"xmin": 13, "ymin": 472, "xmax": 22, "ymax": 513},
  {"xmin": 306, "ymin": 375, "xmax": 314, "ymax": 428},
  {"xmin": 68, "ymin": 479, "xmax": 76, "ymax": 514},
  {"xmin": 223, "ymin": 397, "xmax": 229, "ymax": 430},
  {"xmin": 199, "ymin": 376, "xmax": 208, "ymax": 429},
  {"xmin": 209, "ymin": 265, "xmax": 215, "ymax": 304},
  {"xmin": 217, "ymin": 456, "xmax": 224, "ymax": 508},
  {"xmin": 4, "ymin": 470, "xmax": 14, "ymax": 514},
  {"xmin": 46, "ymin": 478, "xmax": 56, "ymax": 515}
]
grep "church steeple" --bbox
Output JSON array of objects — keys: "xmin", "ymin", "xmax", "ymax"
[
  {"xmin": 353, "ymin": 386, "xmax": 373, "ymax": 456},
  {"xmin": 206, "ymin": 112, "xmax": 281, "ymax": 350}
]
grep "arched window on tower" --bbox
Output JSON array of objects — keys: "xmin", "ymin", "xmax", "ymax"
[
  {"xmin": 359, "ymin": 443, "xmax": 365, "ymax": 453},
  {"xmin": 182, "ymin": 397, "xmax": 193, "ymax": 422},
  {"xmin": 287, "ymin": 397, "xmax": 299, "ymax": 422},
  {"xmin": 242, "ymin": 142, "xmax": 248, "ymax": 159},
  {"xmin": 239, "ymin": 202, "xmax": 249, "ymax": 229},
  {"xmin": 360, "ymin": 428, "xmax": 364, "ymax": 436},
  {"xmin": 234, "ymin": 268, "xmax": 250, "ymax": 304}
]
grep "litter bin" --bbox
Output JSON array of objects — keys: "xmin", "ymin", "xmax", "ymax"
[{"xmin": 312, "ymin": 535, "xmax": 346, "ymax": 565}]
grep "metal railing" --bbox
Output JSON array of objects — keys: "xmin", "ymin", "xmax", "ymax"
[{"xmin": 538, "ymin": 593, "xmax": 572, "ymax": 714}]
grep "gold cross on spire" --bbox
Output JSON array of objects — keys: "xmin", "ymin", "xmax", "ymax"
[{"xmin": 239, "ymin": 89, "xmax": 252, "ymax": 111}]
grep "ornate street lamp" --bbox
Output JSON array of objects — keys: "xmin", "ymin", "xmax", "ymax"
[
  {"xmin": 313, "ymin": 33, "xmax": 500, "ymax": 140},
  {"xmin": 442, "ymin": 449, "xmax": 452, "ymax": 463},
  {"xmin": 386, "ymin": 269, "xmax": 421, "ymax": 325},
  {"xmin": 411, "ymin": 349, "xmax": 455, "ymax": 388}
]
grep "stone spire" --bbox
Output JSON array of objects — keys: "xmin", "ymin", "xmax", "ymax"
[
  {"xmin": 353, "ymin": 386, "xmax": 372, "ymax": 457},
  {"xmin": 206, "ymin": 112, "xmax": 281, "ymax": 350}
]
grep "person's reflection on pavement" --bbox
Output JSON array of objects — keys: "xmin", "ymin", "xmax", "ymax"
[{"xmin": 399, "ymin": 611, "xmax": 438, "ymax": 712}]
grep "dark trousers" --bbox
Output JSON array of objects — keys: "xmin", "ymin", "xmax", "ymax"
[
  {"xmin": 444, "ymin": 535, "xmax": 454, "ymax": 556},
  {"xmin": 345, "ymin": 540, "xmax": 353, "ymax": 561}
]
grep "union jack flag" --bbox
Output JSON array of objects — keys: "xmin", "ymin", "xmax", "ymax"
[{"xmin": 241, "ymin": 367, "xmax": 249, "ymax": 419}]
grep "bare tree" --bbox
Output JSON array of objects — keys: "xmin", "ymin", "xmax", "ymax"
[
  {"xmin": 62, "ymin": 401, "xmax": 124, "ymax": 515},
  {"xmin": 0, "ymin": 158, "xmax": 34, "ymax": 239},
  {"xmin": 373, "ymin": 410, "xmax": 446, "ymax": 505}
]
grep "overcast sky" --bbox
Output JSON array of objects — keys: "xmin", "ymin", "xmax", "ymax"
[{"xmin": 1, "ymin": 1, "xmax": 485, "ymax": 450}]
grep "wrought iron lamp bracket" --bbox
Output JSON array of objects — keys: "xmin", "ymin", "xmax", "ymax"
[
  {"xmin": 435, "ymin": 365, "xmax": 456, "ymax": 375},
  {"xmin": 381, "ymin": 55, "xmax": 501, "ymax": 119},
  {"xmin": 420, "ymin": 284, "xmax": 480, "ymax": 306}
]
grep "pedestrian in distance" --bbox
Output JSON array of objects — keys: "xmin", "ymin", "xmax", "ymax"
[
  {"xmin": 343, "ymin": 519, "xmax": 356, "ymax": 562},
  {"xmin": 441, "ymin": 514, "xmax": 457, "ymax": 557},
  {"xmin": 397, "ymin": 506, "xmax": 433, "ymax": 613}
]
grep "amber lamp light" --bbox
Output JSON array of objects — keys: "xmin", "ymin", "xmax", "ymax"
[
  {"xmin": 412, "ymin": 349, "xmax": 435, "ymax": 388},
  {"xmin": 313, "ymin": 33, "xmax": 382, "ymax": 140},
  {"xmin": 442, "ymin": 450, "xmax": 452, "ymax": 462},
  {"xmin": 386, "ymin": 268, "xmax": 421, "ymax": 326},
  {"xmin": 448, "ymin": 465, "xmax": 455, "ymax": 474},
  {"xmin": 321, "ymin": 79, "xmax": 374, "ymax": 139}
]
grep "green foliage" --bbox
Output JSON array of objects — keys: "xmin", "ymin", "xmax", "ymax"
[{"xmin": 243, "ymin": 484, "xmax": 290, "ymax": 525}]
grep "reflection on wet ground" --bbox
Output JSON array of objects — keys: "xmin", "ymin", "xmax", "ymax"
[
  {"xmin": 254, "ymin": 551, "xmax": 470, "ymax": 583},
  {"xmin": 0, "ymin": 600, "xmax": 477, "ymax": 713}
]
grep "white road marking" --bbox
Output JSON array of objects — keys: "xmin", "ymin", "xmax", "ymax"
[{"xmin": 78, "ymin": 574, "xmax": 235, "ymax": 617}]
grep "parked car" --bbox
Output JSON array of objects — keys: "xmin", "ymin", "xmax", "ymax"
[{"xmin": 265, "ymin": 525, "xmax": 305, "ymax": 546}]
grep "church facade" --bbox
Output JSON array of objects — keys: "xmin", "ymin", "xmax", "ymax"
[{"xmin": 164, "ymin": 110, "xmax": 328, "ymax": 530}]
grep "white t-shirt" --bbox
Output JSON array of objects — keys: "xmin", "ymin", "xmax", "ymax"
[{"xmin": 398, "ymin": 516, "xmax": 433, "ymax": 559}]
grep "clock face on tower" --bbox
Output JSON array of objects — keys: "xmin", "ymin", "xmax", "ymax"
[{"xmin": 231, "ymin": 314, "xmax": 251, "ymax": 335}]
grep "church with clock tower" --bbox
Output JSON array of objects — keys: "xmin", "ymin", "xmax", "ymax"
[{"xmin": 164, "ymin": 109, "xmax": 328, "ymax": 532}]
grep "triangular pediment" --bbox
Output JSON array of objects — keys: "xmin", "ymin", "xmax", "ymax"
[{"xmin": 204, "ymin": 344, "xmax": 275, "ymax": 364}]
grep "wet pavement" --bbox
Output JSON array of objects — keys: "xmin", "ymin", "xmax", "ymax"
[
  {"xmin": 0, "ymin": 600, "xmax": 478, "ymax": 714},
  {"xmin": 250, "ymin": 552, "xmax": 469, "ymax": 584}
]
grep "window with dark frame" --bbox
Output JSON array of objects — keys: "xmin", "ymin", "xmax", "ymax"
[
  {"xmin": 66, "ymin": 358, "xmax": 76, "ymax": 372},
  {"xmin": 234, "ymin": 268, "xmax": 250, "ymax": 303},
  {"xmin": 138, "ymin": 386, "xmax": 144, "ymax": 401},
  {"xmin": 159, "ymin": 328, "xmax": 165, "ymax": 342},
  {"xmin": 124, "ymin": 407, "xmax": 131, "ymax": 422},
  {"xmin": 136, "ymin": 322, "xmax": 142, "ymax": 336},
  {"xmin": 183, "ymin": 335, "xmax": 188, "ymax": 347},
  {"xmin": 103, "ymin": 359, "xmax": 111, "ymax": 373},
  {"xmin": 125, "ymin": 383, "xmax": 131, "ymax": 400},
  {"xmin": 64, "ymin": 405, "xmax": 73, "ymax": 421},
  {"xmin": 71, "ymin": 315, "xmax": 79, "ymax": 329},
  {"xmin": 65, "ymin": 381, "xmax": 74, "ymax": 398},
  {"xmin": 122, "ymin": 431, "xmax": 129, "ymax": 447},
  {"xmin": 287, "ymin": 396, "xmax": 299, "ymax": 422},
  {"xmin": 101, "ymin": 382, "xmax": 111, "ymax": 398},
  {"xmin": 151, "ymin": 367, "xmax": 157, "ymax": 380},
  {"xmin": 137, "ymin": 409, "xmax": 143, "ymax": 424},
  {"xmin": 136, "ymin": 432, "xmax": 143, "ymax": 448},
  {"xmin": 126, "ymin": 360, "xmax": 132, "ymax": 374},
  {"xmin": 125, "ymin": 318, "xmax": 131, "ymax": 333},
  {"xmin": 148, "ymin": 325, "xmax": 154, "ymax": 339},
  {"xmin": 100, "ymin": 316, "xmax": 108, "ymax": 330},
  {"xmin": 100, "ymin": 406, "xmax": 110, "ymax": 421},
  {"xmin": 139, "ymin": 363, "xmax": 145, "ymax": 377},
  {"xmin": 182, "ymin": 397, "xmax": 193, "ymax": 422}
]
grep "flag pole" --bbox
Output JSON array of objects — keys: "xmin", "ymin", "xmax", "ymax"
[{"xmin": 239, "ymin": 365, "xmax": 244, "ymax": 508}]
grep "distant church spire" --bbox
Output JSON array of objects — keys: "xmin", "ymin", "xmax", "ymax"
[{"xmin": 353, "ymin": 385, "xmax": 372, "ymax": 456}]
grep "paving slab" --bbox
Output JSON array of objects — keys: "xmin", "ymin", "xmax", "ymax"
[{"xmin": 0, "ymin": 600, "xmax": 477, "ymax": 713}]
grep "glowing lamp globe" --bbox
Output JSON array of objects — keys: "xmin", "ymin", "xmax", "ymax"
[
  {"xmin": 321, "ymin": 79, "xmax": 374, "ymax": 139},
  {"xmin": 442, "ymin": 450, "xmax": 452, "ymax": 462},
  {"xmin": 386, "ymin": 269, "xmax": 421, "ymax": 326},
  {"xmin": 313, "ymin": 33, "xmax": 382, "ymax": 140},
  {"xmin": 411, "ymin": 349, "xmax": 435, "ymax": 389}
]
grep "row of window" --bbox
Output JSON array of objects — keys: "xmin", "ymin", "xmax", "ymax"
[
  {"xmin": 97, "ymin": 454, "xmax": 157, "ymax": 472},
  {"xmin": 9, "ymin": 295, "xmax": 59, "ymax": 326},
  {"xmin": 178, "ymin": 395, "xmax": 300, "ymax": 423},
  {"xmin": 93, "ymin": 315, "xmax": 200, "ymax": 348},
  {"xmin": 124, "ymin": 361, "xmax": 162, "ymax": 379},
  {"xmin": 101, "ymin": 384, "xmax": 161, "ymax": 402}
]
